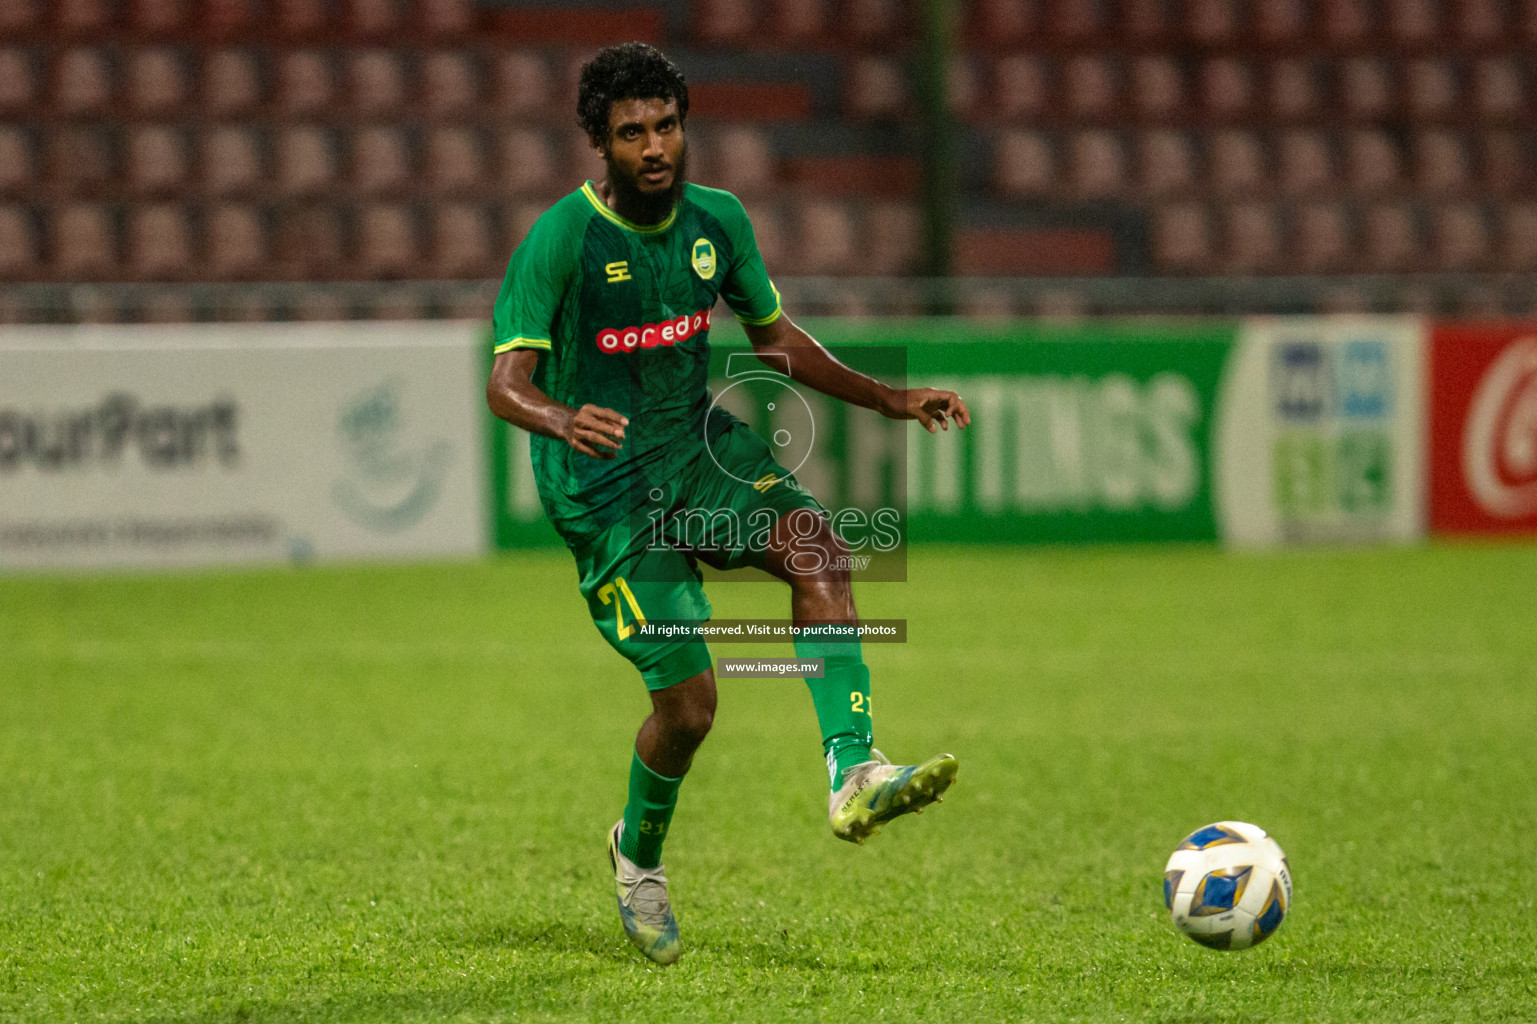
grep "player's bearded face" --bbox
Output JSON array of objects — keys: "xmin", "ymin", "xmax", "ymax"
[{"xmin": 602, "ymin": 97, "xmax": 688, "ymax": 225}]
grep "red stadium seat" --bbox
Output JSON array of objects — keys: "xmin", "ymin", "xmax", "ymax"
[
  {"xmin": 53, "ymin": 48, "xmax": 113, "ymax": 114},
  {"xmin": 1137, "ymin": 130, "xmax": 1196, "ymax": 197},
  {"xmin": 1413, "ymin": 130, "xmax": 1471, "ymax": 194},
  {"xmin": 275, "ymin": 204, "xmax": 345, "ymax": 277},
  {"xmin": 203, "ymin": 49, "xmax": 264, "ymax": 114},
  {"xmin": 771, "ymin": 0, "xmax": 831, "ymax": 43},
  {"xmin": 419, "ymin": 0, "xmax": 475, "ymax": 38},
  {"xmin": 1404, "ymin": 58, "xmax": 1459, "ymax": 120},
  {"xmin": 993, "ymin": 55, "xmax": 1051, "ymax": 121},
  {"xmin": 496, "ymin": 127, "xmax": 560, "ymax": 195},
  {"xmin": 709, "ymin": 126, "xmax": 775, "ymax": 197},
  {"xmin": 1224, "ymin": 202, "xmax": 1282, "ymax": 273},
  {"xmin": 1340, "ymin": 58, "xmax": 1392, "ymax": 120},
  {"xmin": 1200, "ymin": 58, "xmax": 1254, "ymax": 119},
  {"xmin": 1480, "ymin": 130, "xmax": 1530, "ymax": 195},
  {"xmin": 948, "ymin": 56, "xmax": 982, "ymax": 121},
  {"xmin": 1254, "ymin": 0, "xmax": 1309, "ymax": 40},
  {"xmin": 1067, "ymin": 130, "xmax": 1125, "ymax": 199},
  {"xmin": 969, "ymin": 0, "xmax": 1037, "ymax": 45},
  {"xmin": 0, "ymin": 0, "xmax": 40, "ymax": 35},
  {"xmin": 1209, "ymin": 130, "xmax": 1266, "ymax": 196},
  {"xmin": 129, "ymin": 0, "xmax": 192, "ymax": 35},
  {"xmin": 347, "ymin": 0, "xmax": 403, "ymax": 39},
  {"xmin": 351, "ymin": 125, "xmax": 411, "ymax": 195},
  {"xmin": 1498, "ymin": 202, "xmax": 1537, "ymax": 270},
  {"xmin": 1186, "ymin": 0, "xmax": 1239, "ymax": 42},
  {"xmin": 276, "ymin": 126, "xmax": 337, "ymax": 196},
  {"xmin": 202, "ymin": 126, "xmax": 264, "ymax": 195},
  {"xmin": 127, "ymin": 48, "xmax": 190, "ymax": 114},
  {"xmin": 1388, "ymin": 0, "xmax": 1441, "ymax": 42},
  {"xmin": 47, "ymin": 125, "xmax": 116, "ymax": 196},
  {"xmin": 1294, "ymin": 202, "xmax": 1352, "ymax": 273},
  {"xmin": 425, "ymin": 126, "xmax": 483, "ymax": 193},
  {"xmin": 1122, "ymin": 0, "xmax": 1171, "ymax": 38},
  {"xmin": 0, "ymin": 50, "xmax": 36, "ymax": 115},
  {"xmin": 430, "ymin": 202, "xmax": 493, "ymax": 277},
  {"xmin": 356, "ymin": 203, "xmax": 418, "ymax": 278},
  {"xmin": 493, "ymin": 50, "xmax": 553, "ymax": 122},
  {"xmin": 846, "ymin": 56, "xmax": 908, "ymax": 120},
  {"xmin": 1456, "ymin": 0, "xmax": 1506, "ymax": 40},
  {"xmin": 274, "ymin": 0, "xmax": 331, "ymax": 38},
  {"xmin": 0, "ymin": 127, "xmax": 33, "ymax": 195},
  {"xmin": 862, "ymin": 200, "xmax": 919, "ymax": 275},
  {"xmin": 1277, "ymin": 130, "xmax": 1334, "ymax": 196},
  {"xmin": 0, "ymin": 205, "xmax": 38, "ymax": 276},
  {"xmin": 695, "ymin": 0, "xmax": 757, "ymax": 45},
  {"xmin": 1321, "ymin": 0, "xmax": 1373, "ymax": 42},
  {"xmin": 1362, "ymin": 203, "xmax": 1420, "ymax": 271},
  {"xmin": 202, "ymin": 0, "xmax": 259, "ymax": 39},
  {"xmin": 350, "ymin": 49, "xmax": 407, "ymax": 116},
  {"xmin": 55, "ymin": 0, "xmax": 113, "ymax": 35},
  {"xmin": 844, "ymin": 0, "xmax": 907, "ymax": 44},
  {"xmin": 1129, "ymin": 56, "xmax": 1183, "ymax": 121},
  {"xmin": 1267, "ymin": 58, "xmax": 1321, "ymax": 120},
  {"xmin": 276, "ymin": 50, "xmax": 334, "ymax": 115},
  {"xmin": 127, "ymin": 203, "xmax": 194, "ymax": 279},
  {"xmin": 1152, "ymin": 203, "xmax": 1214, "ymax": 272},
  {"xmin": 793, "ymin": 199, "xmax": 857, "ymax": 274},
  {"xmin": 1063, "ymin": 55, "xmax": 1117, "ymax": 118},
  {"xmin": 993, "ymin": 129, "xmax": 1055, "ymax": 198},
  {"xmin": 741, "ymin": 201, "xmax": 787, "ymax": 268},
  {"xmin": 1344, "ymin": 129, "xmax": 1402, "ymax": 193},
  {"xmin": 1432, "ymin": 202, "xmax": 1489, "ymax": 270},
  {"xmin": 126, "ymin": 125, "xmax": 189, "ymax": 195},
  {"xmin": 52, "ymin": 202, "xmax": 117, "ymax": 277},
  {"xmin": 1472, "ymin": 58, "xmax": 1526, "ymax": 122},
  {"xmin": 205, "ymin": 202, "xmax": 266, "ymax": 277},
  {"xmin": 422, "ymin": 52, "xmax": 479, "ymax": 115},
  {"xmin": 1050, "ymin": 0, "xmax": 1103, "ymax": 39}
]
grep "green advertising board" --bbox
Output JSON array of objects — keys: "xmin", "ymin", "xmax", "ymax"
[{"xmin": 486, "ymin": 318, "xmax": 1240, "ymax": 549}]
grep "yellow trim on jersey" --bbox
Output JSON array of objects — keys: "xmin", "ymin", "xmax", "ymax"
[
  {"xmin": 581, "ymin": 182, "xmax": 679, "ymax": 234},
  {"xmin": 734, "ymin": 282, "xmax": 783, "ymax": 326},
  {"xmin": 493, "ymin": 336, "xmax": 552, "ymax": 353}
]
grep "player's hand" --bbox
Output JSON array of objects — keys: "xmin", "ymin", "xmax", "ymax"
[
  {"xmin": 883, "ymin": 387, "xmax": 971, "ymax": 433},
  {"xmin": 564, "ymin": 404, "xmax": 628, "ymax": 459}
]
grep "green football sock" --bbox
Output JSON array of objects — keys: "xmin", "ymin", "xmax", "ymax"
[
  {"xmin": 619, "ymin": 748, "xmax": 683, "ymax": 870},
  {"xmin": 795, "ymin": 629, "xmax": 874, "ymax": 789}
]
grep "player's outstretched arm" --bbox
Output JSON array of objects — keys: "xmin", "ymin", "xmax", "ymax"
[
  {"xmin": 742, "ymin": 315, "xmax": 971, "ymax": 434},
  {"xmin": 487, "ymin": 349, "xmax": 628, "ymax": 459}
]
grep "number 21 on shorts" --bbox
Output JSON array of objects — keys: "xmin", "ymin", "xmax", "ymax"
[{"xmin": 598, "ymin": 577, "xmax": 646, "ymax": 640}]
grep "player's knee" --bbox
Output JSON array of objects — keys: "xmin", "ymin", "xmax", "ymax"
[{"xmin": 668, "ymin": 701, "xmax": 714, "ymax": 746}]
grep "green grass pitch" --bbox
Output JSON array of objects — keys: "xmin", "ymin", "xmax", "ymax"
[{"xmin": 3, "ymin": 543, "xmax": 1535, "ymax": 1023}]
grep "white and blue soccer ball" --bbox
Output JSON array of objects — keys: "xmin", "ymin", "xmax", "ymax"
[{"xmin": 1164, "ymin": 821, "xmax": 1292, "ymax": 951}]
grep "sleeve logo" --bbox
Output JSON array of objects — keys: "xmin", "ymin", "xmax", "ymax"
[
  {"xmin": 690, "ymin": 239, "xmax": 716, "ymax": 280},
  {"xmin": 597, "ymin": 307, "xmax": 712, "ymax": 354}
]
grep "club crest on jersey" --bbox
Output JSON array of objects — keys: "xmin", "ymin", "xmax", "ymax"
[
  {"xmin": 597, "ymin": 307, "xmax": 712, "ymax": 354},
  {"xmin": 691, "ymin": 239, "xmax": 716, "ymax": 280}
]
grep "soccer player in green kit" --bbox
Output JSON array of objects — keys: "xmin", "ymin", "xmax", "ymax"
[{"xmin": 486, "ymin": 43, "xmax": 971, "ymax": 965}]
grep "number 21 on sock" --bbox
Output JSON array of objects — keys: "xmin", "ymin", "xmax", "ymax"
[{"xmin": 851, "ymin": 692, "xmax": 869, "ymax": 714}]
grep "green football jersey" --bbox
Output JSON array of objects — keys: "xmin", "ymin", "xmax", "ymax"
[{"xmin": 492, "ymin": 181, "xmax": 782, "ymax": 544}]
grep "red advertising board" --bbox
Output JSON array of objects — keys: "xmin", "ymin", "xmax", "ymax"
[{"xmin": 1430, "ymin": 324, "xmax": 1537, "ymax": 534}]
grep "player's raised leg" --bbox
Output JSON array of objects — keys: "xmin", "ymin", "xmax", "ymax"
[
  {"xmin": 763, "ymin": 508, "xmax": 958, "ymax": 844},
  {"xmin": 609, "ymin": 665, "xmax": 715, "ymax": 965}
]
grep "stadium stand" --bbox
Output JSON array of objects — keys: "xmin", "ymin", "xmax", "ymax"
[{"xmin": 0, "ymin": 0, "xmax": 1530, "ymax": 319}]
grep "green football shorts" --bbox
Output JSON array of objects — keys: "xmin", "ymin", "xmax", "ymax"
[{"xmin": 572, "ymin": 418, "xmax": 826, "ymax": 691}]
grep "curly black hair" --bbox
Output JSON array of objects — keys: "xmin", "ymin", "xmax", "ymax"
[{"xmin": 576, "ymin": 42, "xmax": 689, "ymax": 148}]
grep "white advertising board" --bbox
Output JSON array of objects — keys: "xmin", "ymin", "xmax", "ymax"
[
  {"xmin": 0, "ymin": 323, "xmax": 487, "ymax": 570},
  {"xmin": 1216, "ymin": 317, "xmax": 1426, "ymax": 547}
]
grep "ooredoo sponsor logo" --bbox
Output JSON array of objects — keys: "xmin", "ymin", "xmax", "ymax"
[
  {"xmin": 1462, "ymin": 336, "xmax": 1537, "ymax": 518},
  {"xmin": 596, "ymin": 308, "xmax": 712, "ymax": 354}
]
